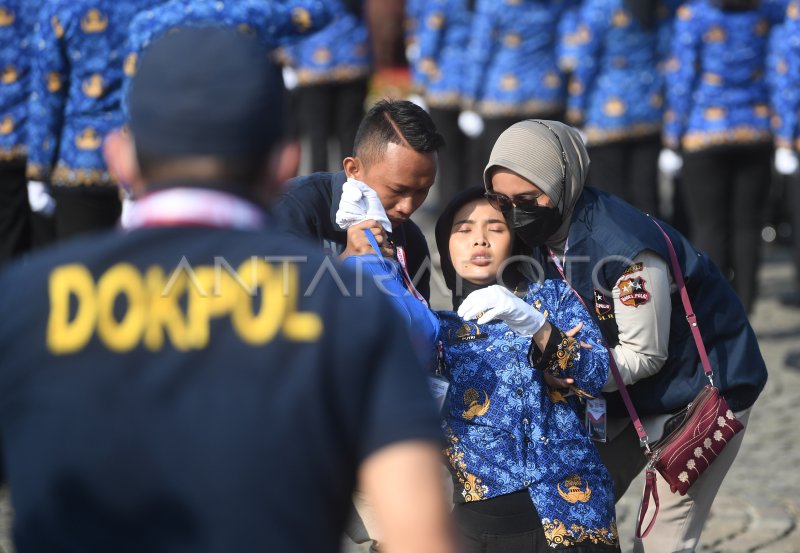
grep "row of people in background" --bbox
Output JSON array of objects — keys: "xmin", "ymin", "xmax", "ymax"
[
  {"xmin": 404, "ymin": 0, "xmax": 800, "ymax": 313},
  {"xmin": 0, "ymin": 0, "xmax": 335, "ymax": 267}
]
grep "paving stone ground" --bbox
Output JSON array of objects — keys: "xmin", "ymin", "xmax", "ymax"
[{"xmin": 2, "ymin": 234, "xmax": 799, "ymax": 553}]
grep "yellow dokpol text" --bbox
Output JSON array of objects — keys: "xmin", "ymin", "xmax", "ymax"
[{"xmin": 46, "ymin": 259, "xmax": 323, "ymax": 354}]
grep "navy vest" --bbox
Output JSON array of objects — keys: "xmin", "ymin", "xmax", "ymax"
[{"xmin": 535, "ymin": 187, "xmax": 766, "ymax": 416}]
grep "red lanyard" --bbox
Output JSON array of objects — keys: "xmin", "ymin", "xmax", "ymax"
[{"xmin": 395, "ymin": 245, "xmax": 428, "ymax": 307}]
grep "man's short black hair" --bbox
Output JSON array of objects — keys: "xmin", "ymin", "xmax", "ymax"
[{"xmin": 352, "ymin": 99, "xmax": 444, "ymax": 166}]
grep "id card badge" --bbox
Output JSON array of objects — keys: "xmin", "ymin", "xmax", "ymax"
[
  {"xmin": 585, "ymin": 397, "xmax": 607, "ymax": 442},
  {"xmin": 428, "ymin": 375, "xmax": 450, "ymax": 412}
]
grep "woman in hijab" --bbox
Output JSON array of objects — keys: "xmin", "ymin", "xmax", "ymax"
[
  {"xmin": 478, "ymin": 119, "xmax": 766, "ymax": 552},
  {"xmin": 433, "ymin": 186, "xmax": 619, "ymax": 552}
]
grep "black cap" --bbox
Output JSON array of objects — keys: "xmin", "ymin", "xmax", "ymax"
[{"xmin": 128, "ymin": 26, "xmax": 285, "ymax": 158}]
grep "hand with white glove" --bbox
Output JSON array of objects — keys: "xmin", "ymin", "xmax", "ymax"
[
  {"xmin": 457, "ymin": 285, "xmax": 547, "ymax": 336},
  {"xmin": 281, "ymin": 66, "xmax": 299, "ymax": 91},
  {"xmin": 335, "ymin": 177, "xmax": 392, "ymax": 233},
  {"xmin": 458, "ymin": 110, "xmax": 485, "ymax": 138},
  {"xmin": 407, "ymin": 93, "xmax": 428, "ymax": 112},
  {"xmin": 27, "ymin": 181, "xmax": 56, "ymax": 217},
  {"xmin": 658, "ymin": 148, "xmax": 683, "ymax": 177},
  {"xmin": 775, "ymin": 147, "xmax": 799, "ymax": 175}
]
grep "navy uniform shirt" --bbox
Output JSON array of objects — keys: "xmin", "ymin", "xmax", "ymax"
[
  {"xmin": 273, "ymin": 170, "xmax": 433, "ymax": 302},
  {"xmin": 0, "ymin": 216, "xmax": 442, "ymax": 552},
  {"xmin": 25, "ymin": 0, "xmax": 164, "ymax": 187}
]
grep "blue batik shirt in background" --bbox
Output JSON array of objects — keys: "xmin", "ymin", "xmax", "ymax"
[
  {"xmin": 567, "ymin": 0, "xmax": 677, "ymax": 145},
  {"xmin": 462, "ymin": 0, "xmax": 577, "ymax": 118},
  {"xmin": 438, "ymin": 279, "xmax": 618, "ymax": 549},
  {"xmin": 771, "ymin": 0, "xmax": 800, "ymax": 149},
  {"xmin": 26, "ymin": 0, "xmax": 165, "ymax": 187},
  {"xmin": 125, "ymin": 0, "xmax": 333, "ymax": 120},
  {"xmin": 406, "ymin": 0, "xmax": 473, "ymax": 109},
  {"xmin": 0, "ymin": 0, "xmax": 37, "ymax": 163},
  {"xmin": 277, "ymin": 0, "xmax": 370, "ymax": 87},
  {"xmin": 662, "ymin": 0, "xmax": 785, "ymax": 152}
]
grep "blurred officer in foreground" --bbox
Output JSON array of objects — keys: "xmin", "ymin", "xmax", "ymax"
[{"xmin": 0, "ymin": 27, "xmax": 455, "ymax": 553}]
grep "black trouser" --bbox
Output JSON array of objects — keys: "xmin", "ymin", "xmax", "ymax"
[
  {"xmin": 0, "ymin": 160, "xmax": 31, "ymax": 266},
  {"xmin": 293, "ymin": 78, "xmax": 369, "ymax": 172},
  {"xmin": 51, "ymin": 186, "xmax": 122, "ymax": 241},
  {"xmin": 429, "ymin": 107, "xmax": 482, "ymax": 206},
  {"xmin": 681, "ymin": 144, "xmax": 773, "ymax": 314},
  {"xmin": 587, "ymin": 135, "xmax": 661, "ymax": 217}
]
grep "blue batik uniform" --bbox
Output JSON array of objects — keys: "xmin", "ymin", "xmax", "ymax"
[
  {"xmin": 277, "ymin": 0, "xmax": 370, "ymax": 87},
  {"xmin": 557, "ymin": 1, "xmax": 581, "ymax": 73},
  {"xmin": 662, "ymin": 1, "xmax": 785, "ymax": 152},
  {"xmin": 439, "ymin": 279, "xmax": 618, "ymax": 549},
  {"xmin": 25, "ymin": 0, "xmax": 165, "ymax": 187},
  {"xmin": 0, "ymin": 0, "xmax": 37, "ymax": 163},
  {"xmin": 567, "ymin": 0, "xmax": 674, "ymax": 145},
  {"xmin": 407, "ymin": 0, "xmax": 473, "ymax": 109},
  {"xmin": 462, "ymin": 0, "xmax": 576, "ymax": 117},
  {"xmin": 771, "ymin": 0, "xmax": 800, "ymax": 149}
]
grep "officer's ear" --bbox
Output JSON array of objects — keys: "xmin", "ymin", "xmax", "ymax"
[
  {"xmin": 258, "ymin": 139, "xmax": 301, "ymax": 203},
  {"xmin": 104, "ymin": 128, "xmax": 145, "ymax": 198}
]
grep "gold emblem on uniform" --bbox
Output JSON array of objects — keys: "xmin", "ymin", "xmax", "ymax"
[
  {"xmin": 790, "ymin": 2, "xmax": 800, "ymax": 19},
  {"xmin": 462, "ymin": 388, "xmax": 490, "ymax": 420},
  {"xmin": 677, "ymin": 5, "xmax": 693, "ymax": 20},
  {"xmin": 124, "ymin": 53, "xmax": 137, "ymax": 77},
  {"xmin": 544, "ymin": 72, "xmax": 561, "ymax": 89},
  {"xmin": 703, "ymin": 26, "xmax": 726, "ymax": 43},
  {"xmin": 704, "ymin": 107, "xmax": 726, "ymax": 121},
  {"xmin": 0, "ymin": 7, "xmax": 15, "ymax": 27},
  {"xmin": 504, "ymin": 33, "xmax": 521, "ymax": 48},
  {"xmin": 777, "ymin": 59, "xmax": 788, "ymax": 75},
  {"xmin": 500, "ymin": 74, "xmax": 519, "ymax": 91},
  {"xmin": 291, "ymin": 7, "xmax": 312, "ymax": 32},
  {"xmin": 754, "ymin": 19, "xmax": 769, "ymax": 36},
  {"xmin": 603, "ymin": 98, "xmax": 626, "ymax": 117},
  {"xmin": 703, "ymin": 72, "xmax": 722, "ymax": 85},
  {"xmin": 51, "ymin": 15, "xmax": 64, "ymax": 38},
  {"xmin": 76, "ymin": 128, "xmax": 102, "ymax": 150},
  {"xmin": 665, "ymin": 57, "xmax": 680, "ymax": 72},
  {"xmin": 47, "ymin": 72, "xmax": 62, "ymax": 93},
  {"xmin": 649, "ymin": 93, "xmax": 663, "ymax": 108},
  {"xmin": 0, "ymin": 115, "xmax": 13, "ymax": 135},
  {"xmin": 82, "ymin": 74, "xmax": 104, "ymax": 98},
  {"xmin": 557, "ymin": 474, "xmax": 592, "ymax": 503},
  {"xmin": 427, "ymin": 12, "xmax": 444, "ymax": 30},
  {"xmin": 312, "ymin": 47, "xmax": 331, "ymax": 64},
  {"xmin": 420, "ymin": 58, "xmax": 438, "ymax": 76},
  {"xmin": 754, "ymin": 104, "xmax": 769, "ymax": 118},
  {"xmin": 568, "ymin": 79, "xmax": 583, "ymax": 95},
  {"xmin": 2, "ymin": 65, "xmax": 17, "ymax": 84},
  {"xmin": 612, "ymin": 10, "xmax": 630, "ymax": 27},
  {"xmin": 81, "ymin": 9, "xmax": 108, "ymax": 33}
]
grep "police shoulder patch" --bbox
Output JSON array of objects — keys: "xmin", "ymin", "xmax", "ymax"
[{"xmin": 618, "ymin": 276, "xmax": 650, "ymax": 307}]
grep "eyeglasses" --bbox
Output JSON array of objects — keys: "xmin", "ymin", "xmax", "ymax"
[{"xmin": 485, "ymin": 191, "xmax": 545, "ymax": 212}]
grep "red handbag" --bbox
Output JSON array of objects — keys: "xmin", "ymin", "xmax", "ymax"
[{"xmin": 609, "ymin": 219, "xmax": 745, "ymax": 539}]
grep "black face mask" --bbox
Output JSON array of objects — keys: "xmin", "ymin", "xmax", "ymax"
[{"xmin": 506, "ymin": 205, "xmax": 562, "ymax": 248}]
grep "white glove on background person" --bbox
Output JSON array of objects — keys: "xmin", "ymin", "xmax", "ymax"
[
  {"xmin": 658, "ymin": 148, "xmax": 683, "ymax": 177},
  {"xmin": 27, "ymin": 180, "xmax": 56, "ymax": 217},
  {"xmin": 120, "ymin": 196, "xmax": 135, "ymax": 229},
  {"xmin": 407, "ymin": 93, "xmax": 428, "ymax": 112},
  {"xmin": 775, "ymin": 147, "xmax": 799, "ymax": 175},
  {"xmin": 335, "ymin": 177, "xmax": 392, "ymax": 233},
  {"xmin": 458, "ymin": 110, "xmax": 485, "ymax": 138},
  {"xmin": 458, "ymin": 285, "xmax": 548, "ymax": 336},
  {"xmin": 281, "ymin": 66, "xmax": 299, "ymax": 91}
]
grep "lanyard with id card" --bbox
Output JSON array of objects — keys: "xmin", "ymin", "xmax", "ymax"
[
  {"xmin": 428, "ymin": 340, "xmax": 450, "ymax": 412},
  {"xmin": 585, "ymin": 397, "xmax": 607, "ymax": 442}
]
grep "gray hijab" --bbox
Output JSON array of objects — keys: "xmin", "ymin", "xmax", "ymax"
[{"xmin": 483, "ymin": 119, "xmax": 590, "ymax": 254}]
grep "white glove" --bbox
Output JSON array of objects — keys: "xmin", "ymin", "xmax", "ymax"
[
  {"xmin": 458, "ymin": 110, "xmax": 485, "ymax": 138},
  {"xmin": 27, "ymin": 180, "xmax": 56, "ymax": 217},
  {"xmin": 658, "ymin": 148, "xmax": 683, "ymax": 177},
  {"xmin": 457, "ymin": 285, "xmax": 547, "ymax": 336},
  {"xmin": 281, "ymin": 66, "xmax": 299, "ymax": 91},
  {"xmin": 775, "ymin": 147, "xmax": 799, "ymax": 175},
  {"xmin": 119, "ymin": 196, "xmax": 135, "ymax": 229},
  {"xmin": 407, "ymin": 93, "xmax": 428, "ymax": 111},
  {"xmin": 335, "ymin": 177, "xmax": 392, "ymax": 233}
]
